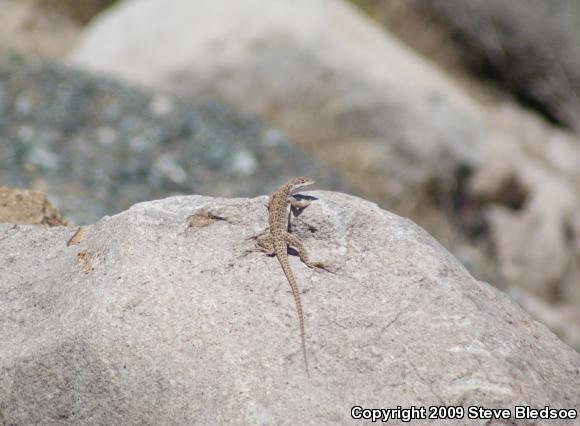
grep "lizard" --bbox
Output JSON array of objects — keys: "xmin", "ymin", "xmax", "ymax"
[{"xmin": 256, "ymin": 177, "xmax": 326, "ymax": 377}]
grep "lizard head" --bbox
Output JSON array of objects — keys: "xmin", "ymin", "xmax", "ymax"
[{"xmin": 287, "ymin": 176, "xmax": 315, "ymax": 194}]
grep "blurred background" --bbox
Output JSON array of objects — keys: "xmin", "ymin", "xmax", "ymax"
[{"xmin": 0, "ymin": 0, "xmax": 579, "ymax": 350}]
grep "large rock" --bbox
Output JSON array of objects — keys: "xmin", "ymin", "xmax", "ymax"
[
  {"xmin": 68, "ymin": 0, "xmax": 485, "ymax": 206},
  {"xmin": 0, "ymin": 53, "xmax": 340, "ymax": 225},
  {"xmin": 1, "ymin": 192, "xmax": 579, "ymax": 424}
]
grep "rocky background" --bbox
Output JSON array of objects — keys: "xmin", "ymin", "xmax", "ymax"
[{"xmin": 1, "ymin": 0, "xmax": 579, "ymax": 352}]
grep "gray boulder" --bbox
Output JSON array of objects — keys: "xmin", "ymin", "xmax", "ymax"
[
  {"xmin": 1, "ymin": 192, "xmax": 579, "ymax": 424},
  {"xmin": 68, "ymin": 0, "xmax": 485, "ymax": 202}
]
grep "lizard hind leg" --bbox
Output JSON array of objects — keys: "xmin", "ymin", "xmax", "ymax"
[
  {"xmin": 284, "ymin": 232, "xmax": 327, "ymax": 270},
  {"xmin": 256, "ymin": 233, "xmax": 275, "ymax": 255}
]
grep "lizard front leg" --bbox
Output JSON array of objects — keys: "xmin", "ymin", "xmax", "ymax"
[
  {"xmin": 288, "ymin": 196, "xmax": 311, "ymax": 232},
  {"xmin": 288, "ymin": 196, "xmax": 311, "ymax": 210}
]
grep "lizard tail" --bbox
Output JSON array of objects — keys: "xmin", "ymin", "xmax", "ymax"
[{"xmin": 277, "ymin": 253, "xmax": 311, "ymax": 378}]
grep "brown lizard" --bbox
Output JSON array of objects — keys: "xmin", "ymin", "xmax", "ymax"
[{"xmin": 256, "ymin": 177, "xmax": 326, "ymax": 377}]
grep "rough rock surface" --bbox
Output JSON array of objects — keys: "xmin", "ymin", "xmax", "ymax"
[
  {"xmin": 0, "ymin": 53, "xmax": 340, "ymax": 225},
  {"xmin": 1, "ymin": 193, "xmax": 579, "ymax": 425},
  {"xmin": 417, "ymin": 0, "xmax": 580, "ymax": 132},
  {"xmin": 68, "ymin": 0, "xmax": 485, "ymax": 206},
  {"xmin": 0, "ymin": 186, "xmax": 66, "ymax": 226}
]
